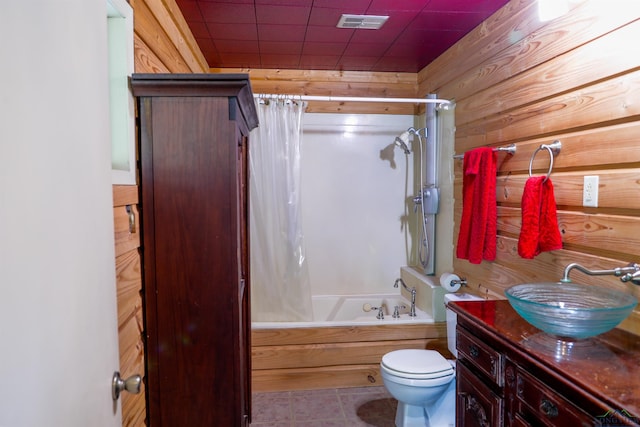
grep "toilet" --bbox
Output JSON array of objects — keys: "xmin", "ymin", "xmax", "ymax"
[{"xmin": 380, "ymin": 292, "xmax": 482, "ymax": 427}]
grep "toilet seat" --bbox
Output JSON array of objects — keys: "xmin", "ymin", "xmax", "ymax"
[{"xmin": 381, "ymin": 349, "xmax": 454, "ymax": 380}]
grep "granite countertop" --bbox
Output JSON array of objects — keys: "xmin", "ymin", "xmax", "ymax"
[{"xmin": 450, "ymin": 299, "xmax": 640, "ymax": 421}]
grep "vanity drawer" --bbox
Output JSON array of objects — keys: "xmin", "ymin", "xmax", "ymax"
[
  {"xmin": 514, "ymin": 368, "xmax": 596, "ymax": 426},
  {"xmin": 457, "ymin": 327, "xmax": 503, "ymax": 386}
]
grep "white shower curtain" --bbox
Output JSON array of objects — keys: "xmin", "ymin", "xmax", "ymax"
[{"xmin": 249, "ymin": 98, "xmax": 313, "ymax": 322}]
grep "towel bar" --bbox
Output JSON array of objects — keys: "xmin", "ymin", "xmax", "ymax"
[{"xmin": 453, "ymin": 143, "xmax": 516, "ymax": 160}]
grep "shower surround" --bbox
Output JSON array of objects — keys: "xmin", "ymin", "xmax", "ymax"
[{"xmin": 301, "ymin": 113, "xmax": 418, "ymax": 297}]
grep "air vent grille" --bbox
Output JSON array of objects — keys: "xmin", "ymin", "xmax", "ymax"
[{"xmin": 336, "ymin": 14, "xmax": 389, "ymax": 30}]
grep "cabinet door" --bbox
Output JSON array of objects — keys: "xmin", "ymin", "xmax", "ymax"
[
  {"xmin": 141, "ymin": 96, "xmax": 243, "ymax": 426},
  {"xmin": 457, "ymin": 361, "xmax": 503, "ymax": 427}
]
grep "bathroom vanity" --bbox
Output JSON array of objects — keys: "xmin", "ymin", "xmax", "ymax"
[{"xmin": 450, "ymin": 300, "xmax": 640, "ymax": 426}]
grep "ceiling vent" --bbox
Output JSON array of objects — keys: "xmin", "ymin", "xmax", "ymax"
[{"xmin": 336, "ymin": 14, "xmax": 389, "ymax": 30}]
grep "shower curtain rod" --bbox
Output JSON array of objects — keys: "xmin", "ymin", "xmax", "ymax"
[{"xmin": 254, "ymin": 93, "xmax": 453, "ymax": 105}]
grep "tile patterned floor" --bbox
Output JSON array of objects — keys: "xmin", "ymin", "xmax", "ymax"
[{"xmin": 251, "ymin": 386, "xmax": 397, "ymax": 427}]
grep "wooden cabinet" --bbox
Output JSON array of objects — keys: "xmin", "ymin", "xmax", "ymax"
[
  {"xmin": 452, "ymin": 300, "xmax": 640, "ymax": 427},
  {"xmin": 131, "ymin": 74, "xmax": 258, "ymax": 427}
]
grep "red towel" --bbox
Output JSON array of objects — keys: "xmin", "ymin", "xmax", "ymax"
[
  {"xmin": 518, "ymin": 176, "xmax": 563, "ymax": 259},
  {"xmin": 456, "ymin": 147, "xmax": 497, "ymax": 264}
]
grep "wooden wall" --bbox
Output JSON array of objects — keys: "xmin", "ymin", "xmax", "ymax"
[
  {"xmin": 130, "ymin": 0, "xmax": 208, "ymax": 73},
  {"xmin": 113, "ymin": 186, "xmax": 146, "ymax": 427},
  {"xmin": 211, "ymin": 68, "xmax": 419, "ymax": 115},
  {"xmin": 418, "ymin": 0, "xmax": 640, "ymax": 334}
]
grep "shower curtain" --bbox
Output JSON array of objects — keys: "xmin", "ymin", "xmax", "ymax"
[{"xmin": 249, "ymin": 98, "xmax": 313, "ymax": 322}]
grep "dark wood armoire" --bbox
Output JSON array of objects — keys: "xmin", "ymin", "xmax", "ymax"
[{"xmin": 131, "ymin": 74, "xmax": 258, "ymax": 426}]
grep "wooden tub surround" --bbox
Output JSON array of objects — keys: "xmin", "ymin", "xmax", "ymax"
[{"xmin": 251, "ymin": 323, "xmax": 448, "ymax": 392}]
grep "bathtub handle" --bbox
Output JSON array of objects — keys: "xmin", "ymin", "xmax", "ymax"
[{"xmin": 362, "ymin": 304, "xmax": 385, "ymax": 319}]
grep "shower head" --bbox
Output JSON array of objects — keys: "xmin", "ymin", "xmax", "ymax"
[{"xmin": 394, "ymin": 131, "xmax": 411, "ymax": 155}]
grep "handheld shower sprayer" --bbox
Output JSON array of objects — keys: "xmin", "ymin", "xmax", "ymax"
[
  {"xmin": 393, "ymin": 128, "xmax": 427, "ymax": 155},
  {"xmin": 392, "ymin": 126, "xmax": 433, "ymax": 273},
  {"xmin": 394, "ymin": 131, "xmax": 411, "ymax": 154}
]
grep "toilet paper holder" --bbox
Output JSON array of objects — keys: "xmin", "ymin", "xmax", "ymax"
[
  {"xmin": 449, "ymin": 277, "xmax": 467, "ymax": 287},
  {"xmin": 440, "ymin": 273, "xmax": 468, "ymax": 293}
]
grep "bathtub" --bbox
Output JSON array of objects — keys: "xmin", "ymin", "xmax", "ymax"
[
  {"xmin": 252, "ymin": 293, "xmax": 435, "ymax": 329},
  {"xmin": 251, "ymin": 293, "xmax": 449, "ymax": 392}
]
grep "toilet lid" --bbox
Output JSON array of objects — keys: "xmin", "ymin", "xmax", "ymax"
[{"xmin": 381, "ymin": 349, "xmax": 453, "ymax": 379}]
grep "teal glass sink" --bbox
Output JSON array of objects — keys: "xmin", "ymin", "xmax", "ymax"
[{"xmin": 505, "ymin": 283, "xmax": 637, "ymax": 339}]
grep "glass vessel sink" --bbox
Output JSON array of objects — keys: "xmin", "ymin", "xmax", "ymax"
[{"xmin": 505, "ymin": 283, "xmax": 638, "ymax": 339}]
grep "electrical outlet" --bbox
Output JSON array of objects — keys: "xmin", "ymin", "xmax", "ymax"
[{"xmin": 583, "ymin": 175, "xmax": 599, "ymax": 207}]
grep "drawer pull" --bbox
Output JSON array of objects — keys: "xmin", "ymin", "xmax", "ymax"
[
  {"xmin": 540, "ymin": 399, "xmax": 558, "ymax": 418},
  {"xmin": 469, "ymin": 344, "xmax": 480, "ymax": 358},
  {"xmin": 465, "ymin": 394, "xmax": 490, "ymax": 427}
]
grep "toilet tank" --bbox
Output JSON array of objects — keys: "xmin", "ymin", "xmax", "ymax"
[{"xmin": 444, "ymin": 293, "xmax": 484, "ymax": 357}]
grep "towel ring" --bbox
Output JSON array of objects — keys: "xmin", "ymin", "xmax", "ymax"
[{"xmin": 529, "ymin": 140, "xmax": 562, "ymax": 182}]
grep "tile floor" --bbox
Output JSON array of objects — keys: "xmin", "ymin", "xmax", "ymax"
[{"xmin": 251, "ymin": 386, "xmax": 398, "ymax": 427}]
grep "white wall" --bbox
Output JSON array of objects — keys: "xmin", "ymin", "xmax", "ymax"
[
  {"xmin": 301, "ymin": 113, "xmax": 418, "ymax": 295},
  {"xmin": 0, "ymin": 1, "xmax": 121, "ymax": 425}
]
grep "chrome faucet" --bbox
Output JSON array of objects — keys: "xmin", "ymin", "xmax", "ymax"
[
  {"xmin": 363, "ymin": 303, "xmax": 386, "ymax": 319},
  {"xmin": 560, "ymin": 262, "xmax": 640, "ymax": 285},
  {"xmin": 394, "ymin": 278, "xmax": 417, "ymax": 317},
  {"xmin": 621, "ymin": 270, "xmax": 640, "ymax": 285}
]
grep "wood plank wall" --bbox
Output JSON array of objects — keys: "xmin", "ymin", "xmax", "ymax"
[
  {"xmin": 113, "ymin": 186, "xmax": 146, "ymax": 427},
  {"xmin": 130, "ymin": 0, "xmax": 208, "ymax": 73},
  {"xmin": 211, "ymin": 68, "xmax": 420, "ymax": 115},
  {"xmin": 418, "ymin": 0, "xmax": 640, "ymax": 335}
]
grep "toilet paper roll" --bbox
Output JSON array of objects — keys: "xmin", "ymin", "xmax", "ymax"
[{"xmin": 440, "ymin": 273, "xmax": 462, "ymax": 293}]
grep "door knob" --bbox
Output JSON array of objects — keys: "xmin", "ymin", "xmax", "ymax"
[{"xmin": 112, "ymin": 371, "xmax": 142, "ymax": 401}]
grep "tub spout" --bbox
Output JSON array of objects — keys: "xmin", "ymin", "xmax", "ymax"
[{"xmin": 394, "ymin": 278, "xmax": 417, "ymax": 317}]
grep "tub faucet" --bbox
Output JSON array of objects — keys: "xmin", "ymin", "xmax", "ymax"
[
  {"xmin": 560, "ymin": 262, "xmax": 640, "ymax": 284},
  {"xmin": 394, "ymin": 278, "xmax": 417, "ymax": 317}
]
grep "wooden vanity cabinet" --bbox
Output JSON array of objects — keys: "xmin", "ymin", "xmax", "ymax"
[
  {"xmin": 453, "ymin": 300, "xmax": 639, "ymax": 427},
  {"xmin": 131, "ymin": 74, "xmax": 258, "ymax": 427}
]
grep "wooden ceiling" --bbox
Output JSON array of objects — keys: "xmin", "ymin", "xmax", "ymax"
[{"xmin": 175, "ymin": 0, "xmax": 510, "ymax": 73}]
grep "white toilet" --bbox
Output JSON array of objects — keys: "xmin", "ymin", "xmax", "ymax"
[{"xmin": 380, "ymin": 293, "xmax": 482, "ymax": 427}]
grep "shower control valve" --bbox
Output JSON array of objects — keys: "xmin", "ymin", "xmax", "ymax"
[
  {"xmin": 412, "ymin": 187, "xmax": 440, "ymax": 215},
  {"xmin": 422, "ymin": 187, "xmax": 440, "ymax": 215},
  {"xmin": 412, "ymin": 195, "xmax": 422, "ymax": 213}
]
